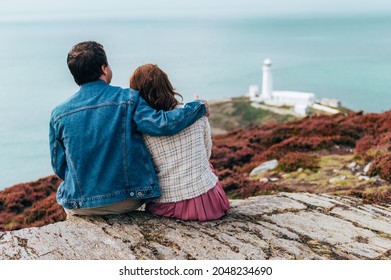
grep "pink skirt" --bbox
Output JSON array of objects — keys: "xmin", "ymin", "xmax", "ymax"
[{"xmin": 146, "ymin": 180, "xmax": 230, "ymax": 222}]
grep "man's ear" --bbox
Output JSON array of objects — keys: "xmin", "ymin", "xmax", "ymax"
[{"xmin": 101, "ymin": 65, "xmax": 108, "ymax": 75}]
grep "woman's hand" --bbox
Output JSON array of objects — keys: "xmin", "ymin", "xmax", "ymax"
[{"xmin": 194, "ymin": 94, "xmax": 210, "ymax": 117}]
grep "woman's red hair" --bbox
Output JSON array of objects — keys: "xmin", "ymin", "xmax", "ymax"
[{"xmin": 130, "ymin": 64, "xmax": 182, "ymax": 111}]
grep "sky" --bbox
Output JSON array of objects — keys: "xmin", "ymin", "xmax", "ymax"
[{"xmin": 1, "ymin": 0, "xmax": 391, "ymax": 21}]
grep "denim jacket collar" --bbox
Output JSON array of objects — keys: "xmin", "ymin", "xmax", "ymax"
[{"xmin": 80, "ymin": 79, "xmax": 107, "ymax": 89}]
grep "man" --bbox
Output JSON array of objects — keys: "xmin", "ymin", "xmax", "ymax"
[{"xmin": 49, "ymin": 41, "xmax": 208, "ymax": 215}]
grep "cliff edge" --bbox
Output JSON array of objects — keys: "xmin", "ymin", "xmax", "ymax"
[{"xmin": 1, "ymin": 192, "xmax": 390, "ymax": 260}]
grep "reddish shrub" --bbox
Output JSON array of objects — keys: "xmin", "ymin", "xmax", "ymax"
[
  {"xmin": 379, "ymin": 132, "xmax": 391, "ymax": 150},
  {"xmin": 217, "ymin": 168, "xmax": 233, "ymax": 181},
  {"xmin": 278, "ymin": 152, "xmax": 320, "ymax": 172},
  {"xmin": 211, "ymin": 109, "xmax": 391, "ymax": 200},
  {"xmin": 24, "ymin": 193, "xmax": 66, "ymax": 228},
  {"xmin": 261, "ymin": 136, "xmax": 344, "ymax": 160},
  {"xmin": 368, "ymin": 152, "xmax": 391, "ymax": 182},
  {"xmin": 355, "ymin": 135, "xmax": 379, "ymax": 155},
  {"xmin": 259, "ymin": 125, "xmax": 298, "ymax": 147},
  {"xmin": 301, "ymin": 118, "xmax": 340, "ymax": 137},
  {"xmin": 0, "ymin": 175, "xmax": 65, "ymax": 231},
  {"xmin": 211, "ymin": 145, "xmax": 255, "ymax": 170},
  {"xmin": 220, "ymin": 174, "xmax": 288, "ymax": 199},
  {"xmin": 379, "ymin": 112, "xmax": 391, "ymax": 133},
  {"xmin": 347, "ymin": 188, "xmax": 391, "ymax": 205}
]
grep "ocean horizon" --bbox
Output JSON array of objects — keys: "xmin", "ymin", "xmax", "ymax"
[{"xmin": 1, "ymin": 15, "xmax": 391, "ymax": 189}]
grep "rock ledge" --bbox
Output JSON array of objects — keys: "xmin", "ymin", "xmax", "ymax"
[{"xmin": 1, "ymin": 193, "xmax": 390, "ymax": 260}]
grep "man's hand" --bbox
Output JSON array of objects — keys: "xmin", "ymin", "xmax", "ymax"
[{"xmin": 194, "ymin": 94, "xmax": 210, "ymax": 117}]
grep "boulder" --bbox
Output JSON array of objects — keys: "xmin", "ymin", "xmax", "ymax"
[
  {"xmin": 250, "ymin": 159, "xmax": 278, "ymax": 177},
  {"xmin": 364, "ymin": 163, "xmax": 372, "ymax": 175},
  {"xmin": 358, "ymin": 175, "xmax": 371, "ymax": 181},
  {"xmin": 328, "ymin": 176, "xmax": 348, "ymax": 184}
]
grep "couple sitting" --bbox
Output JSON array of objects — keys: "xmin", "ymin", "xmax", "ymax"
[{"xmin": 49, "ymin": 41, "xmax": 229, "ymax": 222}]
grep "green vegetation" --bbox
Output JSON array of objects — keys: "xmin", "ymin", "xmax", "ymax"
[
  {"xmin": 260, "ymin": 154, "xmax": 390, "ymax": 202},
  {"xmin": 208, "ymin": 96, "xmax": 298, "ymax": 133}
]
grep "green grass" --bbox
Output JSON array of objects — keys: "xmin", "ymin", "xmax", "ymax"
[
  {"xmin": 209, "ymin": 96, "xmax": 298, "ymax": 132},
  {"xmin": 266, "ymin": 154, "xmax": 386, "ymax": 195}
]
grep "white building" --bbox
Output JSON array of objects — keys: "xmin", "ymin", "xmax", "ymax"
[{"xmin": 249, "ymin": 58, "xmax": 316, "ymax": 115}]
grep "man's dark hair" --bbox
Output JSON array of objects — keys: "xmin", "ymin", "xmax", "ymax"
[{"xmin": 67, "ymin": 41, "xmax": 108, "ymax": 85}]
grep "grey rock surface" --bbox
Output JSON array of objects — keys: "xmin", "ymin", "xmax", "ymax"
[
  {"xmin": 364, "ymin": 162, "xmax": 372, "ymax": 174},
  {"xmin": 249, "ymin": 159, "xmax": 278, "ymax": 177},
  {"xmin": 328, "ymin": 175, "xmax": 348, "ymax": 184},
  {"xmin": 1, "ymin": 193, "xmax": 390, "ymax": 260}
]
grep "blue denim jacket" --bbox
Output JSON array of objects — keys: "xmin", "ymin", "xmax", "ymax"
[{"xmin": 49, "ymin": 80, "xmax": 206, "ymax": 209}]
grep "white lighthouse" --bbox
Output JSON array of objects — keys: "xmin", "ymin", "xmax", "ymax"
[
  {"xmin": 248, "ymin": 58, "xmax": 317, "ymax": 115},
  {"xmin": 261, "ymin": 58, "xmax": 273, "ymax": 100}
]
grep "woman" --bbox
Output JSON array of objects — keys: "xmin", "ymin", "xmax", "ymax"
[{"xmin": 130, "ymin": 64, "xmax": 229, "ymax": 221}]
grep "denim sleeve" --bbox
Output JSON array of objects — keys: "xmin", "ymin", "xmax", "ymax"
[
  {"xmin": 134, "ymin": 96, "xmax": 207, "ymax": 136},
  {"xmin": 49, "ymin": 120, "xmax": 67, "ymax": 180}
]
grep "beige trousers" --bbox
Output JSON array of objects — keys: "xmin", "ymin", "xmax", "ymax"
[{"xmin": 65, "ymin": 198, "xmax": 144, "ymax": 216}]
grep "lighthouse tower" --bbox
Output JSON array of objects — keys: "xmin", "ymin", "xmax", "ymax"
[{"xmin": 261, "ymin": 58, "xmax": 273, "ymax": 100}]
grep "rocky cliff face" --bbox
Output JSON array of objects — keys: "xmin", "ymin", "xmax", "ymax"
[{"xmin": 1, "ymin": 192, "xmax": 390, "ymax": 260}]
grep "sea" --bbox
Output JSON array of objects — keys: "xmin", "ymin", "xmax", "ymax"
[{"xmin": 1, "ymin": 15, "xmax": 391, "ymax": 189}]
